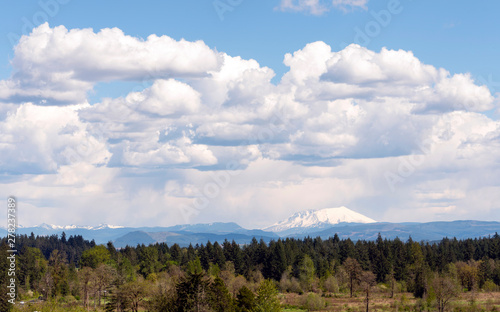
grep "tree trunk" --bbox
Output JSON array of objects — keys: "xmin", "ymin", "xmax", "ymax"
[
  {"xmin": 365, "ymin": 290, "xmax": 369, "ymax": 312},
  {"xmin": 350, "ymin": 277, "xmax": 353, "ymax": 297},
  {"xmin": 98, "ymin": 286, "xmax": 101, "ymax": 306},
  {"xmin": 390, "ymin": 277, "xmax": 395, "ymax": 298}
]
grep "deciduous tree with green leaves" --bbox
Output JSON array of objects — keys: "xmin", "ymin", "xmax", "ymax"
[{"xmin": 80, "ymin": 245, "xmax": 110, "ymax": 269}]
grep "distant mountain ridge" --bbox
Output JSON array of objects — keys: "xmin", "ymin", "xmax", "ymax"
[
  {"xmin": 299, "ymin": 220, "xmax": 500, "ymax": 242},
  {"xmin": 19, "ymin": 223, "xmax": 125, "ymax": 231},
  {"xmin": 113, "ymin": 230, "xmax": 278, "ymax": 248},
  {"xmin": 4, "ymin": 222, "xmax": 279, "ymax": 247},
  {"xmin": 2, "ymin": 208, "xmax": 499, "ymax": 248}
]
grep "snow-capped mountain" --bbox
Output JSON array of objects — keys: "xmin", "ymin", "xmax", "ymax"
[
  {"xmin": 2, "ymin": 218, "xmax": 499, "ymax": 247},
  {"xmin": 265, "ymin": 206, "xmax": 376, "ymax": 233},
  {"xmin": 34, "ymin": 223, "xmax": 124, "ymax": 230}
]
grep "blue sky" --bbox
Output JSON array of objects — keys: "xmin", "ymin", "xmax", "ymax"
[
  {"xmin": 0, "ymin": 0, "xmax": 499, "ymax": 228},
  {"xmin": 2, "ymin": 1, "xmax": 500, "ymax": 92}
]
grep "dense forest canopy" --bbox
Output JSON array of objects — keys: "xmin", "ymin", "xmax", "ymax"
[{"xmin": 1, "ymin": 232, "xmax": 500, "ymax": 311}]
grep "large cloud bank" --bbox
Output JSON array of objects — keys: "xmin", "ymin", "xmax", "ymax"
[{"xmin": 1, "ymin": 24, "xmax": 499, "ymax": 228}]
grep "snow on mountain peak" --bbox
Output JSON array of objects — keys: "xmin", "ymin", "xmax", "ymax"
[
  {"xmin": 265, "ymin": 206, "xmax": 376, "ymax": 232},
  {"xmin": 93, "ymin": 224, "xmax": 125, "ymax": 230},
  {"xmin": 34, "ymin": 223, "xmax": 124, "ymax": 230}
]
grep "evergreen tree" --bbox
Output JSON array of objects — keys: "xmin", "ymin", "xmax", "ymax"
[
  {"xmin": 186, "ymin": 244, "xmax": 196, "ymax": 263},
  {"xmin": 208, "ymin": 276, "xmax": 233, "ymax": 312},
  {"xmin": 0, "ymin": 243, "xmax": 14, "ymax": 311},
  {"xmin": 412, "ymin": 265, "xmax": 427, "ymax": 298},
  {"xmin": 176, "ymin": 258, "xmax": 210, "ymax": 312},
  {"xmin": 255, "ymin": 280, "xmax": 281, "ymax": 312},
  {"xmin": 107, "ymin": 241, "xmax": 118, "ymax": 262},
  {"xmin": 212, "ymin": 242, "xmax": 226, "ymax": 270},
  {"xmin": 231, "ymin": 240, "xmax": 244, "ymax": 275},
  {"xmin": 489, "ymin": 233, "xmax": 500, "ymax": 259},
  {"xmin": 138, "ymin": 245, "xmax": 160, "ymax": 278},
  {"xmin": 265, "ymin": 240, "xmax": 287, "ymax": 281},
  {"xmin": 170, "ymin": 244, "xmax": 182, "ymax": 264},
  {"xmin": 298, "ymin": 254, "xmax": 315, "ymax": 291},
  {"xmin": 18, "ymin": 246, "xmax": 47, "ymax": 291},
  {"xmin": 340, "ymin": 238, "xmax": 356, "ymax": 262},
  {"xmin": 236, "ymin": 286, "xmax": 255, "ymax": 312}
]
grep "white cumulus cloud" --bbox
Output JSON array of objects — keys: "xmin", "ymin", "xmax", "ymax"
[
  {"xmin": 0, "ymin": 103, "xmax": 110, "ymax": 174},
  {"xmin": 0, "ymin": 23, "xmax": 222, "ymax": 104},
  {"xmin": 1, "ymin": 25, "xmax": 499, "ymax": 227}
]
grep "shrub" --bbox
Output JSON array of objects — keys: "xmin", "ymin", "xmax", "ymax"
[
  {"xmin": 323, "ymin": 276, "xmax": 339, "ymax": 293},
  {"xmin": 483, "ymin": 280, "xmax": 499, "ymax": 292},
  {"xmin": 302, "ymin": 292, "xmax": 325, "ymax": 311}
]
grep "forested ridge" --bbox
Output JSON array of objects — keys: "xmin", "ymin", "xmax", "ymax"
[{"xmin": 1, "ymin": 232, "xmax": 500, "ymax": 311}]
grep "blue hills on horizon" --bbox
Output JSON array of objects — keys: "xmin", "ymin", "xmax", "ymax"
[{"xmin": 2, "ymin": 220, "xmax": 499, "ymax": 248}]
